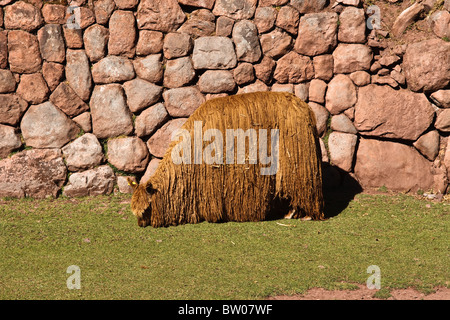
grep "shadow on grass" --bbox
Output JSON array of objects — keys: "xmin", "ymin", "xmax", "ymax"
[{"xmin": 322, "ymin": 163, "xmax": 363, "ymax": 219}]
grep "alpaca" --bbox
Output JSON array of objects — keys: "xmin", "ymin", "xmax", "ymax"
[{"xmin": 129, "ymin": 92, "xmax": 324, "ymax": 227}]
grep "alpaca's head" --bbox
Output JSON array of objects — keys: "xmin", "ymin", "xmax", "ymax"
[{"xmin": 128, "ymin": 178, "xmax": 152, "ymax": 227}]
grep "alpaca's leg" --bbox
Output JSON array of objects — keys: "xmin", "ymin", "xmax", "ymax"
[
  {"xmin": 284, "ymin": 208, "xmax": 295, "ymax": 219},
  {"xmin": 285, "ymin": 208, "xmax": 312, "ymax": 220}
]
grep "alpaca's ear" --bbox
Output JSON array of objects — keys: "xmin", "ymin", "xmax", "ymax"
[{"xmin": 127, "ymin": 177, "xmax": 138, "ymax": 191}]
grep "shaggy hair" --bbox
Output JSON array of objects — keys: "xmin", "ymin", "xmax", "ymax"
[{"xmin": 129, "ymin": 92, "xmax": 324, "ymax": 227}]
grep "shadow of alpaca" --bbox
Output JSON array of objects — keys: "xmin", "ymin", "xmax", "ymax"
[{"xmin": 322, "ymin": 163, "xmax": 363, "ymax": 219}]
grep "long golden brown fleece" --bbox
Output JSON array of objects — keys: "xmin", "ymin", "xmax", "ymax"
[{"xmin": 128, "ymin": 92, "xmax": 324, "ymax": 227}]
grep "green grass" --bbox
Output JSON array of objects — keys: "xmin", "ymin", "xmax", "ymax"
[{"xmin": 0, "ymin": 193, "xmax": 448, "ymax": 299}]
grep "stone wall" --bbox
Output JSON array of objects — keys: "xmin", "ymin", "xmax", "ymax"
[{"xmin": 0, "ymin": 0, "xmax": 449, "ymax": 198}]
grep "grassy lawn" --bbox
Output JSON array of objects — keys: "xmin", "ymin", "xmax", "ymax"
[{"xmin": 0, "ymin": 192, "xmax": 448, "ymax": 300}]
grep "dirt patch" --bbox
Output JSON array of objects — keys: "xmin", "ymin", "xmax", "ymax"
[
  {"xmin": 268, "ymin": 284, "xmax": 450, "ymax": 300},
  {"xmin": 358, "ymin": 0, "xmax": 442, "ymax": 52}
]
